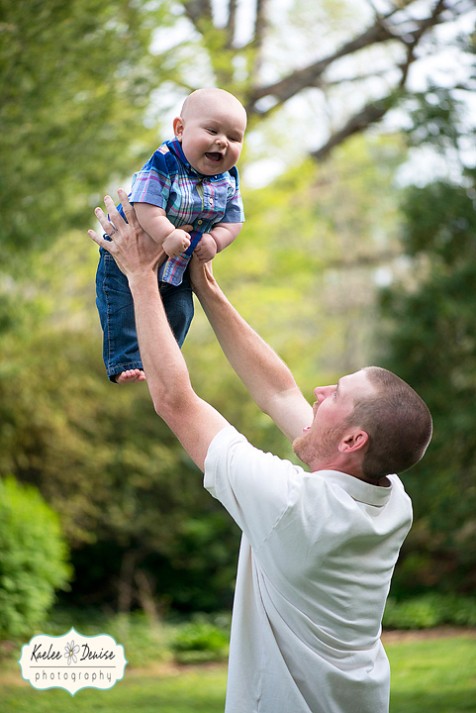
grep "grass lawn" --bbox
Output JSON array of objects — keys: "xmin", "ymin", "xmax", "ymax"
[
  {"xmin": 1, "ymin": 663, "xmax": 227, "ymax": 713},
  {"xmin": 386, "ymin": 630, "xmax": 476, "ymax": 713},
  {"xmin": 1, "ymin": 630, "xmax": 475, "ymax": 712}
]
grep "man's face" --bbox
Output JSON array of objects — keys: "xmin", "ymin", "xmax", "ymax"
[{"xmin": 293, "ymin": 370, "xmax": 374, "ymax": 470}]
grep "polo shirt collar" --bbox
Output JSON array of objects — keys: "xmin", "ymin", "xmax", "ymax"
[
  {"xmin": 316, "ymin": 469, "xmax": 393, "ymax": 507},
  {"xmin": 167, "ymin": 137, "xmax": 224, "ymax": 180}
]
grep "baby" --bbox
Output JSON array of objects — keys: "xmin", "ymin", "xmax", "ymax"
[{"xmin": 95, "ymin": 88, "xmax": 247, "ymax": 383}]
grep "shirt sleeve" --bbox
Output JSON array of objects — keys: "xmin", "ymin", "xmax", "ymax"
[
  {"xmin": 129, "ymin": 147, "xmax": 172, "ymax": 209},
  {"xmin": 204, "ymin": 426, "xmax": 303, "ymax": 548},
  {"xmin": 221, "ymin": 167, "xmax": 245, "ymax": 224}
]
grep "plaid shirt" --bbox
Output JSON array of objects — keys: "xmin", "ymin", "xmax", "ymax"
[{"xmin": 127, "ymin": 139, "xmax": 244, "ymax": 284}]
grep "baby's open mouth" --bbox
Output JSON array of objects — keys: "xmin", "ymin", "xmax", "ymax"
[{"xmin": 205, "ymin": 152, "xmax": 222, "ymax": 162}]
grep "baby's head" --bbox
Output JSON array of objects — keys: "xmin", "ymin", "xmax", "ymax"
[{"xmin": 173, "ymin": 88, "xmax": 247, "ymax": 176}]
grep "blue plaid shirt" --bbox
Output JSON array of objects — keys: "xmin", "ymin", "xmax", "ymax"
[
  {"xmin": 124, "ymin": 138, "xmax": 244, "ymax": 285},
  {"xmin": 128, "ymin": 138, "xmax": 244, "ymax": 234}
]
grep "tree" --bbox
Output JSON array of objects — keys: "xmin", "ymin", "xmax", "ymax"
[
  {"xmin": 370, "ymin": 37, "xmax": 476, "ymax": 595},
  {"xmin": 376, "ymin": 170, "xmax": 476, "ymax": 595},
  {"xmin": 0, "ymin": 135, "xmax": 405, "ymax": 613},
  {"xmin": 157, "ymin": 0, "xmax": 475, "ymax": 164},
  {"xmin": 2, "ymin": 0, "xmax": 474, "ymax": 612},
  {"xmin": 1, "ymin": 0, "xmax": 474, "ymax": 261},
  {"xmin": 0, "ymin": 476, "xmax": 71, "ymax": 639},
  {"xmin": 0, "ymin": 0, "xmax": 179, "ymax": 258}
]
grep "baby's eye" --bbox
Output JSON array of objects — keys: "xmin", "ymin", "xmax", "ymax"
[{"xmin": 206, "ymin": 127, "xmax": 217, "ymax": 134}]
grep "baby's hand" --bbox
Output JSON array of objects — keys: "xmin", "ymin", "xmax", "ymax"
[
  {"xmin": 163, "ymin": 229, "xmax": 191, "ymax": 258},
  {"xmin": 194, "ymin": 233, "xmax": 218, "ymax": 263}
]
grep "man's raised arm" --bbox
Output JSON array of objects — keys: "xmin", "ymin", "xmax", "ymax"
[
  {"xmin": 190, "ymin": 260, "xmax": 313, "ymax": 442},
  {"xmin": 88, "ymin": 191, "xmax": 229, "ymax": 471}
]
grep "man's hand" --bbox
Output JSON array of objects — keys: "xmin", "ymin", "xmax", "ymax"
[
  {"xmin": 189, "ymin": 253, "xmax": 216, "ymax": 295},
  {"xmin": 194, "ymin": 233, "xmax": 218, "ymax": 263},
  {"xmin": 88, "ymin": 189, "xmax": 165, "ymax": 281}
]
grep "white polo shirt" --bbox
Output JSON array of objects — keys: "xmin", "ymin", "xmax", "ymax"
[{"xmin": 204, "ymin": 426, "xmax": 413, "ymax": 713}]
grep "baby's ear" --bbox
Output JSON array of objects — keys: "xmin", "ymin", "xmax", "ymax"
[{"xmin": 173, "ymin": 116, "xmax": 184, "ymax": 140}]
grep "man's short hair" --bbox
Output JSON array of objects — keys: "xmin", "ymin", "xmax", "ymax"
[{"xmin": 347, "ymin": 366, "xmax": 433, "ymax": 480}]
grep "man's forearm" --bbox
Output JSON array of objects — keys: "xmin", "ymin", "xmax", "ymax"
[
  {"xmin": 128, "ymin": 271, "xmax": 191, "ymax": 410},
  {"xmin": 127, "ymin": 270, "xmax": 229, "ymax": 468},
  {"xmin": 194, "ymin": 268, "xmax": 312, "ymax": 441}
]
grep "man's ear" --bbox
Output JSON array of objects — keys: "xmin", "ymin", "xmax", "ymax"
[
  {"xmin": 338, "ymin": 429, "xmax": 369, "ymax": 454},
  {"xmin": 173, "ymin": 116, "xmax": 184, "ymax": 141}
]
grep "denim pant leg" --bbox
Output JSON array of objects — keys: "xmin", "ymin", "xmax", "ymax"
[
  {"xmin": 96, "ymin": 248, "xmax": 194, "ymax": 380},
  {"xmin": 96, "ymin": 248, "xmax": 143, "ymax": 379},
  {"xmin": 159, "ymin": 271, "xmax": 194, "ymax": 348}
]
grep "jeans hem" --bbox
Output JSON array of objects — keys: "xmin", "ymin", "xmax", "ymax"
[{"xmin": 107, "ymin": 362, "xmax": 144, "ymax": 382}]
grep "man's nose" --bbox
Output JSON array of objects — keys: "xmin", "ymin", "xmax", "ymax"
[{"xmin": 314, "ymin": 385, "xmax": 336, "ymax": 402}]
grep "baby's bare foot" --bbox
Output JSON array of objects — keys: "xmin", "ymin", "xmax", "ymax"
[{"xmin": 115, "ymin": 369, "xmax": 146, "ymax": 384}]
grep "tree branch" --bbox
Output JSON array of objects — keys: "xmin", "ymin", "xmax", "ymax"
[
  {"xmin": 226, "ymin": 0, "xmax": 238, "ymax": 50},
  {"xmin": 248, "ymin": 20, "xmax": 395, "ymax": 110},
  {"xmin": 248, "ymin": 0, "xmax": 269, "ymax": 77},
  {"xmin": 247, "ymin": 0, "xmax": 463, "ymax": 114},
  {"xmin": 182, "ymin": 0, "xmax": 213, "ymax": 27},
  {"xmin": 254, "ymin": 0, "xmax": 268, "ymax": 48},
  {"xmin": 311, "ymin": 96, "xmax": 395, "ymax": 162},
  {"xmin": 179, "ymin": 0, "xmax": 473, "ymax": 162}
]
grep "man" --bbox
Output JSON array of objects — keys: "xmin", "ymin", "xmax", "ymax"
[{"xmin": 89, "ymin": 191, "xmax": 432, "ymax": 713}]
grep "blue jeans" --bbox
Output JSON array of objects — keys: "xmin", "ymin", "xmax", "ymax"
[{"xmin": 96, "ymin": 248, "xmax": 194, "ymax": 381}]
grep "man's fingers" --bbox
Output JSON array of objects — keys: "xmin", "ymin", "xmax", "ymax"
[
  {"xmin": 94, "ymin": 191, "xmax": 130, "ymax": 237},
  {"xmin": 87, "ymin": 228, "xmax": 100, "ymax": 246},
  {"xmin": 88, "ymin": 228, "xmax": 112, "ymax": 253},
  {"xmin": 117, "ymin": 188, "xmax": 140, "ymax": 228},
  {"xmin": 102, "ymin": 194, "xmax": 127, "ymax": 232},
  {"xmin": 88, "ymin": 188, "xmax": 138, "ymax": 258},
  {"xmin": 94, "ymin": 206, "xmax": 113, "ymax": 235}
]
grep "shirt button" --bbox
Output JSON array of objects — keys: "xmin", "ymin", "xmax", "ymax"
[{"xmin": 197, "ymin": 219, "xmax": 203, "ymax": 225}]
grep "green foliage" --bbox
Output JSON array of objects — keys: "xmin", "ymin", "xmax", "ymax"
[
  {"xmin": 0, "ymin": 323, "xmax": 238, "ymax": 610},
  {"xmin": 383, "ymin": 594, "xmax": 476, "ymax": 630},
  {"xmin": 40, "ymin": 607, "xmax": 171, "ymax": 668},
  {"xmin": 0, "ymin": 0, "xmax": 175, "ymax": 259},
  {"xmin": 370, "ymin": 55, "xmax": 476, "ymax": 597},
  {"xmin": 0, "ymin": 135, "xmax": 408, "ymax": 613},
  {"xmin": 1, "ymin": 0, "xmax": 474, "ymax": 615},
  {"xmin": 171, "ymin": 614, "xmax": 230, "ymax": 663},
  {"xmin": 402, "ymin": 86, "xmax": 467, "ymax": 151},
  {"xmin": 214, "ymin": 134, "xmax": 405, "ymax": 388},
  {"xmin": 377, "ymin": 170, "xmax": 476, "ymax": 594},
  {"xmin": 400, "ymin": 180, "xmax": 476, "ymax": 262},
  {"xmin": 0, "ymin": 476, "xmax": 71, "ymax": 639}
]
